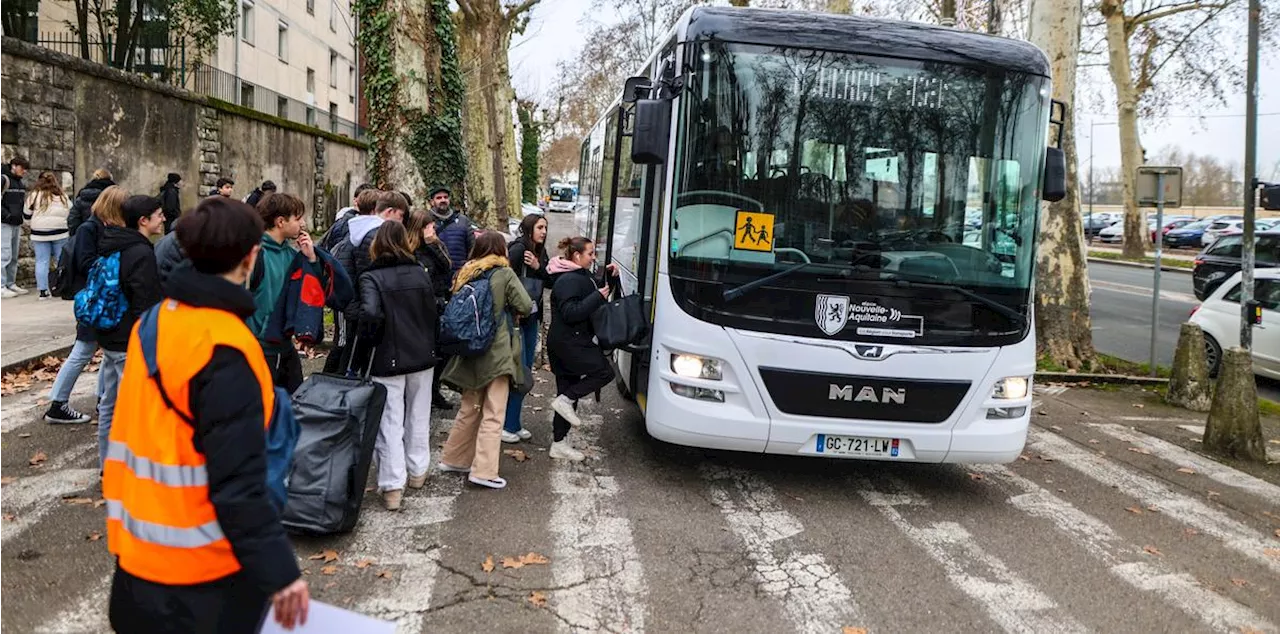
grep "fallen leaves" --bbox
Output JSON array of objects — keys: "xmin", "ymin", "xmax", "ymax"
[
  {"xmin": 1274, "ymin": 529, "xmax": 1280, "ymax": 539},
  {"xmin": 28, "ymin": 452, "xmax": 47, "ymax": 466},
  {"xmin": 377, "ymin": 570, "xmax": 392, "ymax": 579},
  {"xmin": 0, "ymin": 476, "xmax": 15, "ymax": 485},
  {"xmin": 308, "ymin": 550, "xmax": 340, "ymax": 563},
  {"xmin": 1132, "ymin": 403, "xmax": 1145, "ymax": 409},
  {"xmin": 967, "ymin": 472, "xmax": 986, "ymax": 481},
  {"xmin": 1264, "ymin": 548, "xmax": 1280, "ymax": 560},
  {"xmin": 355, "ymin": 559, "xmax": 374, "ymax": 569},
  {"xmin": 1143, "ymin": 545, "xmax": 1163, "ymax": 557},
  {"xmin": 320, "ymin": 566, "xmax": 338, "ymax": 575},
  {"xmin": 527, "ymin": 591, "xmax": 547, "ymax": 608},
  {"xmin": 1184, "ymin": 528, "xmax": 1200, "ymax": 537},
  {"xmin": 493, "ymin": 552, "xmax": 551, "ymax": 570},
  {"xmin": 842, "ymin": 628, "xmax": 869, "ymax": 634},
  {"xmin": 1176, "ymin": 467, "xmax": 1197, "ymax": 475},
  {"xmin": 482, "ymin": 556, "xmax": 495, "ymax": 573},
  {"xmin": 1126, "ymin": 507, "xmax": 1145, "ymax": 515},
  {"xmin": 503, "ymin": 449, "xmax": 529, "ymax": 463},
  {"xmin": 86, "ymin": 532, "xmax": 102, "ymax": 541},
  {"xmin": 1231, "ymin": 578, "xmax": 1249, "ymax": 587}
]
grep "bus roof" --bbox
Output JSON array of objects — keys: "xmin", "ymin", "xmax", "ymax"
[{"xmin": 684, "ymin": 6, "xmax": 1051, "ymax": 78}]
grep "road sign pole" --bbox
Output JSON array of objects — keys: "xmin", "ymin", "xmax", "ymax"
[
  {"xmin": 1240, "ymin": 0, "xmax": 1260, "ymax": 350},
  {"xmin": 1149, "ymin": 172, "xmax": 1165, "ymax": 377}
]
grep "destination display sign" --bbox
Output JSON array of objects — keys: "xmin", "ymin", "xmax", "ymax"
[{"xmin": 808, "ymin": 63, "xmax": 980, "ymax": 111}]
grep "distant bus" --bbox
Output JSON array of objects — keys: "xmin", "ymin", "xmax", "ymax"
[
  {"xmin": 574, "ymin": 5, "xmax": 1066, "ymax": 464},
  {"xmin": 547, "ymin": 183, "xmax": 577, "ymax": 213}
]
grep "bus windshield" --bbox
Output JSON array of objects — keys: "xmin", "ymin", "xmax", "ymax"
[
  {"xmin": 668, "ymin": 42, "xmax": 1051, "ymax": 346},
  {"xmin": 550, "ymin": 185, "xmax": 576, "ymax": 202}
]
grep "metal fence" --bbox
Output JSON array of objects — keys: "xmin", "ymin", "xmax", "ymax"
[
  {"xmin": 191, "ymin": 63, "xmax": 363, "ymax": 140},
  {"xmin": 30, "ymin": 34, "xmax": 364, "ymax": 141}
]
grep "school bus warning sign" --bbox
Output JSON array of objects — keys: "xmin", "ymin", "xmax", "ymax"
[{"xmin": 733, "ymin": 210, "xmax": 774, "ymax": 252}]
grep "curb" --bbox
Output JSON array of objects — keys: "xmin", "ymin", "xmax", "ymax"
[
  {"xmin": 1, "ymin": 342, "xmax": 77, "ymax": 376},
  {"xmin": 1087, "ymin": 256, "xmax": 1195, "ymax": 274},
  {"xmin": 1035, "ymin": 371, "xmax": 1168, "ymax": 386}
]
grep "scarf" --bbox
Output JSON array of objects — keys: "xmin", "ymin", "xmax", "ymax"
[
  {"xmin": 547, "ymin": 256, "xmax": 582, "ymax": 275},
  {"xmin": 451, "ymin": 254, "xmax": 510, "ymax": 294}
]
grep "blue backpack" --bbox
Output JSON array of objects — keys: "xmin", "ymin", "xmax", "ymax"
[
  {"xmin": 438, "ymin": 269, "xmax": 499, "ymax": 358},
  {"xmin": 136, "ymin": 305, "xmax": 300, "ymax": 512},
  {"xmin": 74, "ymin": 252, "xmax": 128, "ymax": 330}
]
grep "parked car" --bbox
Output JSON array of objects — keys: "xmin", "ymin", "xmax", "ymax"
[
  {"xmin": 1097, "ymin": 223, "xmax": 1125, "ymax": 243},
  {"xmin": 1189, "ymin": 268, "xmax": 1280, "ymax": 378},
  {"xmin": 1201, "ymin": 219, "xmax": 1246, "ymax": 246},
  {"xmin": 1083, "ymin": 215, "xmax": 1117, "ymax": 238},
  {"xmin": 1163, "ymin": 219, "xmax": 1212, "ymax": 248},
  {"xmin": 1192, "ymin": 228, "xmax": 1280, "ymax": 299},
  {"xmin": 1150, "ymin": 216, "xmax": 1196, "ymax": 243}
]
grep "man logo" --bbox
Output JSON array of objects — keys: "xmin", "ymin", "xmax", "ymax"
[
  {"xmin": 829, "ymin": 384, "xmax": 907, "ymax": 404},
  {"xmin": 854, "ymin": 344, "xmax": 884, "ymax": 359},
  {"xmin": 815, "ymin": 294, "xmax": 850, "ymax": 336}
]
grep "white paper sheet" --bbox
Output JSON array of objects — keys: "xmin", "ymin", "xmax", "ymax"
[{"xmin": 259, "ymin": 600, "xmax": 395, "ymax": 634}]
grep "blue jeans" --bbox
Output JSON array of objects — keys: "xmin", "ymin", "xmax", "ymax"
[
  {"xmin": 32, "ymin": 238, "xmax": 67, "ymax": 291},
  {"xmin": 97, "ymin": 350, "xmax": 127, "ymax": 468},
  {"xmin": 49, "ymin": 338, "xmax": 100, "ymax": 403},
  {"xmin": 503, "ymin": 318, "xmax": 539, "ymax": 433},
  {"xmin": 1, "ymin": 223, "xmax": 19, "ymax": 287}
]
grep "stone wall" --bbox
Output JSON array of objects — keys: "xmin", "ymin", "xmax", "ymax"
[{"xmin": 0, "ymin": 37, "xmax": 367, "ymax": 284}]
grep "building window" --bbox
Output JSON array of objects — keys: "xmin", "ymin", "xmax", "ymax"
[
  {"xmin": 306, "ymin": 108, "xmax": 316, "ymax": 127},
  {"xmin": 307, "ymin": 0, "xmax": 314, "ymax": 14},
  {"xmin": 329, "ymin": 0, "xmax": 336, "ymax": 32},
  {"xmin": 277, "ymin": 96, "xmax": 289, "ymax": 119},
  {"xmin": 240, "ymin": 82, "xmax": 255, "ymax": 109},
  {"xmin": 329, "ymin": 51, "xmax": 338, "ymax": 88},
  {"xmin": 329, "ymin": 102, "xmax": 339, "ymax": 133},
  {"xmin": 277, "ymin": 22, "xmax": 287, "ymax": 60},
  {"xmin": 241, "ymin": 1, "xmax": 254, "ymax": 44},
  {"xmin": 349, "ymin": 67, "xmax": 356, "ymax": 104},
  {"xmin": 306, "ymin": 68, "xmax": 316, "ymax": 95},
  {"xmin": 3, "ymin": 0, "xmax": 41, "ymax": 42}
]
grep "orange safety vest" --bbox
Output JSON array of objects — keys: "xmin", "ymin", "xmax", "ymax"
[{"xmin": 103, "ymin": 298, "xmax": 274, "ymax": 585}]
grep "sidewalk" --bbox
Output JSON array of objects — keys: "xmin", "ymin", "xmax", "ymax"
[{"xmin": 1, "ymin": 293, "xmax": 78, "ymax": 371}]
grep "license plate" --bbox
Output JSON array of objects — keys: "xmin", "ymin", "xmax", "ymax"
[{"xmin": 814, "ymin": 434, "xmax": 899, "ymax": 457}]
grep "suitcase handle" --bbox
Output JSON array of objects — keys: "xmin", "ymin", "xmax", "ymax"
[{"xmin": 344, "ymin": 333, "xmax": 377, "ymax": 380}]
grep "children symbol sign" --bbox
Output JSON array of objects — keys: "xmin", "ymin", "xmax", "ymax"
[{"xmin": 733, "ymin": 210, "xmax": 775, "ymax": 252}]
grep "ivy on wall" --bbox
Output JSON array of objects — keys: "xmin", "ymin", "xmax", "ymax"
[
  {"xmin": 517, "ymin": 101, "xmax": 540, "ymax": 204},
  {"xmin": 352, "ymin": 0, "xmax": 465, "ymax": 193}
]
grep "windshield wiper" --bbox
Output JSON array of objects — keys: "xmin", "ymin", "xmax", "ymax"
[
  {"xmin": 877, "ymin": 271, "xmax": 1027, "ymax": 330},
  {"xmin": 722, "ymin": 261, "xmax": 813, "ymax": 301}
]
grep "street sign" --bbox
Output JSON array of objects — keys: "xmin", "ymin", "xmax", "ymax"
[{"xmin": 1136, "ymin": 166, "xmax": 1183, "ymax": 208}]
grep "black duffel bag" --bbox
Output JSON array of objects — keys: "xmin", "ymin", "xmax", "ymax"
[{"xmin": 590, "ymin": 290, "xmax": 649, "ymax": 351}]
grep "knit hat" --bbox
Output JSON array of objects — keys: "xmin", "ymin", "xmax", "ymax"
[
  {"xmin": 428, "ymin": 186, "xmax": 450, "ymax": 198},
  {"xmin": 166, "ymin": 172, "xmax": 182, "ymax": 184}
]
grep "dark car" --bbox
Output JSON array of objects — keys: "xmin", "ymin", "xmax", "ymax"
[
  {"xmin": 1192, "ymin": 229, "xmax": 1280, "ymax": 299},
  {"xmin": 1082, "ymin": 215, "xmax": 1116, "ymax": 238},
  {"xmin": 1151, "ymin": 217, "xmax": 1195, "ymax": 243},
  {"xmin": 1164, "ymin": 219, "xmax": 1211, "ymax": 248}
]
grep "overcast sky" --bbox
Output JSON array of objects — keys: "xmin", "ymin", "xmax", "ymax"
[{"xmin": 510, "ymin": 0, "xmax": 1280, "ymax": 182}]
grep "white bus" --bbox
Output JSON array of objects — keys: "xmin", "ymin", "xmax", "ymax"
[
  {"xmin": 547, "ymin": 183, "xmax": 577, "ymax": 213},
  {"xmin": 576, "ymin": 6, "xmax": 1066, "ymax": 464}
]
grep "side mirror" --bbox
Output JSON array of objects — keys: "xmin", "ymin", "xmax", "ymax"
[
  {"xmin": 631, "ymin": 99, "xmax": 671, "ymax": 165},
  {"xmin": 622, "ymin": 76, "xmax": 652, "ymax": 104},
  {"xmin": 1042, "ymin": 146, "xmax": 1066, "ymax": 202},
  {"xmin": 1262, "ymin": 183, "xmax": 1280, "ymax": 211}
]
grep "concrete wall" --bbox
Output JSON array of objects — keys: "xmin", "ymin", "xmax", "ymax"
[{"xmin": 0, "ymin": 36, "xmax": 367, "ymax": 282}]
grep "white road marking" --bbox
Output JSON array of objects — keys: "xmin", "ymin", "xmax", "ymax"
[
  {"xmin": 1034, "ymin": 385, "xmax": 1069, "ymax": 396},
  {"xmin": 1177, "ymin": 424, "xmax": 1208, "ymax": 435},
  {"xmin": 1, "ymin": 376, "xmax": 97, "ymax": 433},
  {"xmin": 1029, "ymin": 429, "xmax": 1280, "ymax": 576},
  {"xmin": 348, "ymin": 417, "xmax": 465, "ymax": 634},
  {"xmin": 549, "ymin": 411, "xmax": 648, "ymax": 633},
  {"xmin": 1091, "ymin": 279, "xmax": 1199, "ymax": 303},
  {"xmin": 2, "ymin": 441, "xmax": 98, "ymax": 545},
  {"xmin": 33, "ymin": 574, "xmax": 112, "ymax": 634},
  {"xmin": 856, "ymin": 476, "xmax": 1088, "ymax": 634},
  {"xmin": 1089, "ymin": 423, "xmax": 1280, "ymax": 504},
  {"xmin": 702, "ymin": 464, "xmax": 860, "ymax": 634},
  {"xmin": 972, "ymin": 463, "xmax": 1277, "ymax": 634},
  {"xmin": 1117, "ymin": 416, "xmax": 1202, "ymax": 423}
]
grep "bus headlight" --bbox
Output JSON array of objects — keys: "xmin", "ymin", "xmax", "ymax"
[
  {"xmin": 671, "ymin": 354, "xmax": 723, "ymax": 381},
  {"xmin": 992, "ymin": 376, "xmax": 1030, "ymax": 400}
]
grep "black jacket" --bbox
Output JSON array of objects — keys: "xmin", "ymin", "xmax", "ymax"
[
  {"xmin": 356, "ymin": 254, "xmax": 439, "ymax": 377},
  {"xmin": 66, "ymin": 216, "xmax": 102, "ymax": 343},
  {"xmin": 548, "ymin": 266, "xmax": 617, "ymax": 376},
  {"xmin": 415, "ymin": 241, "xmax": 453, "ymax": 303},
  {"xmin": 167, "ymin": 265, "xmax": 302, "ymax": 595},
  {"xmin": 154, "ymin": 231, "xmax": 188, "ymax": 287},
  {"xmin": 1, "ymin": 166, "xmax": 27, "ymax": 226},
  {"xmin": 68, "ymin": 177, "xmax": 114, "ymax": 236},
  {"xmin": 508, "ymin": 239, "xmax": 550, "ymax": 319},
  {"xmin": 94, "ymin": 226, "xmax": 162, "ymax": 352},
  {"xmin": 159, "ymin": 182, "xmax": 181, "ymax": 224},
  {"xmin": 319, "ymin": 211, "xmax": 355, "ymax": 253}
]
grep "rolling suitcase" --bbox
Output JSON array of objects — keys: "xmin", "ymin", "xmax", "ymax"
[{"xmin": 281, "ymin": 344, "xmax": 386, "ymax": 535}]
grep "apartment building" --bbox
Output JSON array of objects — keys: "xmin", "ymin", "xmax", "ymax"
[{"xmin": 2, "ymin": 0, "xmax": 360, "ymax": 138}]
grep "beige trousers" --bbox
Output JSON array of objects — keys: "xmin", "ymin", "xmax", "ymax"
[{"xmin": 441, "ymin": 378, "xmax": 510, "ymax": 481}]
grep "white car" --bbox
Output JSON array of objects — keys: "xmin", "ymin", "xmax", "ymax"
[
  {"xmin": 1097, "ymin": 223, "xmax": 1125, "ymax": 243},
  {"xmin": 1201, "ymin": 219, "xmax": 1245, "ymax": 246},
  {"xmin": 1189, "ymin": 268, "xmax": 1280, "ymax": 379}
]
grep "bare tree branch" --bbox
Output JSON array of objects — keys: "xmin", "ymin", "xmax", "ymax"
[
  {"xmin": 504, "ymin": 0, "xmax": 540, "ymax": 21},
  {"xmin": 1129, "ymin": 1, "xmax": 1228, "ymax": 28}
]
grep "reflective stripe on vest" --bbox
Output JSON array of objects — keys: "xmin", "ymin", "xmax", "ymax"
[{"xmin": 104, "ymin": 300, "xmax": 274, "ymax": 585}]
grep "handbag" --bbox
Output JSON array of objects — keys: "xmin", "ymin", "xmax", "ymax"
[
  {"xmin": 590, "ymin": 289, "xmax": 649, "ymax": 351},
  {"xmin": 520, "ymin": 260, "xmax": 544, "ymax": 308}
]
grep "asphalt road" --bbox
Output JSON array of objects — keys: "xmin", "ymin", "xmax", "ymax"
[{"xmin": 1088, "ymin": 261, "xmax": 1280, "ymax": 401}]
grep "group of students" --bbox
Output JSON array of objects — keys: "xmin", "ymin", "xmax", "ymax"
[{"xmin": 37, "ymin": 173, "xmax": 623, "ymax": 631}]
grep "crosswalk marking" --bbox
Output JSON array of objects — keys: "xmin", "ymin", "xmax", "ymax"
[
  {"xmin": 2, "ymin": 440, "xmax": 98, "ymax": 545},
  {"xmin": 33, "ymin": 574, "xmax": 112, "ymax": 634},
  {"xmin": 550, "ymin": 412, "xmax": 648, "ymax": 633},
  {"xmin": 1029, "ymin": 429, "xmax": 1280, "ymax": 576},
  {"xmin": 1089, "ymin": 423, "xmax": 1280, "ymax": 504},
  {"xmin": 856, "ymin": 476, "xmax": 1089, "ymax": 634},
  {"xmin": 703, "ymin": 464, "xmax": 861, "ymax": 634},
  {"xmin": 972, "ymin": 464, "xmax": 1277, "ymax": 634}
]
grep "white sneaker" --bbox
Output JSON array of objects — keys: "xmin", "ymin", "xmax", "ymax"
[
  {"xmin": 549, "ymin": 440, "xmax": 585, "ymax": 462},
  {"xmin": 468, "ymin": 475, "xmax": 507, "ymax": 489},
  {"xmin": 551, "ymin": 394, "xmax": 582, "ymax": 426},
  {"xmin": 7, "ymin": 284, "xmax": 29, "ymax": 295},
  {"xmin": 501, "ymin": 430, "xmax": 521, "ymax": 444},
  {"xmin": 0, "ymin": 288, "xmax": 15, "ymax": 299},
  {"xmin": 516, "ymin": 428, "xmax": 532, "ymax": 440}
]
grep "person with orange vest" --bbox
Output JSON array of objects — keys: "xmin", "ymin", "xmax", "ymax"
[{"xmin": 103, "ymin": 197, "xmax": 309, "ymax": 633}]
